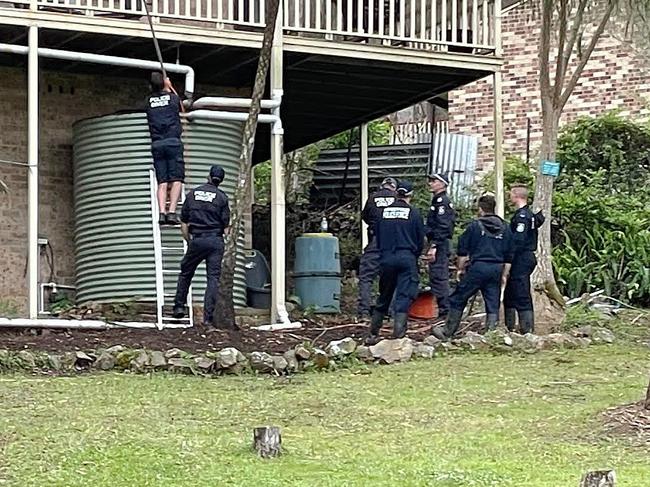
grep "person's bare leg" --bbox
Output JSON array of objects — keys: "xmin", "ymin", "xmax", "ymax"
[
  {"xmin": 157, "ymin": 182, "xmax": 168, "ymax": 214},
  {"xmin": 168, "ymin": 181, "xmax": 182, "ymax": 213}
]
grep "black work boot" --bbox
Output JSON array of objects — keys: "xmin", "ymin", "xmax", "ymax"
[
  {"xmin": 518, "ymin": 310, "xmax": 535, "ymax": 334},
  {"xmin": 485, "ymin": 313, "xmax": 498, "ymax": 332},
  {"xmin": 504, "ymin": 308, "xmax": 517, "ymax": 332},
  {"xmin": 166, "ymin": 213, "xmax": 181, "ymax": 226},
  {"xmin": 392, "ymin": 313, "xmax": 408, "ymax": 339},
  {"xmin": 158, "ymin": 213, "xmax": 167, "ymax": 225},
  {"xmin": 431, "ymin": 308, "xmax": 462, "ymax": 341},
  {"xmin": 172, "ymin": 305, "xmax": 185, "ymax": 319},
  {"xmin": 364, "ymin": 310, "xmax": 384, "ymax": 345}
]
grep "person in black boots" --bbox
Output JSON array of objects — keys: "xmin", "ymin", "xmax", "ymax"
[
  {"xmin": 431, "ymin": 194, "xmax": 512, "ymax": 340},
  {"xmin": 503, "ymin": 185, "xmax": 545, "ymax": 334},
  {"xmin": 425, "ymin": 172, "xmax": 455, "ymax": 321},
  {"xmin": 365, "ymin": 181, "xmax": 425, "ymax": 344},
  {"xmin": 357, "ymin": 176, "xmax": 398, "ymax": 318},
  {"xmin": 145, "ymin": 71, "xmax": 184, "ymax": 226},
  {"xmin": 173, "ymin": 165, "xmax": 230, "ymax": 326}
]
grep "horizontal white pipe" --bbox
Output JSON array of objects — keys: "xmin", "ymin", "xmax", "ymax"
[
  {"xmin": 0, "ymin": 43, "xmax": 195, "ymax": 96},
  {"xmin": 185, "ymin": 110, "xmax": 284, "ymax": 134},
  {"xmin": 192, "ymin": 94, "xmax": 282, "ymax": 110},
  {"xmin": 0, "ymin": 317, "xmax": 191, "ymax": 330}
]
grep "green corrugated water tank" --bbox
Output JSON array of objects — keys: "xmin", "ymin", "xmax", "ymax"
[{"xmin": 72, "ymin": 112, "xmax": 247, "ymax": 307}]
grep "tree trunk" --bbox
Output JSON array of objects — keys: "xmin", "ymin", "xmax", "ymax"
[
  {"xmin": 531, "ymin": 107, "xmax": 565, "ymax": 331},
  {"xmin": 214, "ymin": 0, "xmax": 281, "ymax": 329},
  {"xmin": 253, "ymin": 426, "xmax": 282, "ymax": 458},
  {"xmin": 580, "ymin": 470, "xmax": 616, "ymax": 487},
  {"xmin": 532, "ymin": 108, "xmax": 565, "ymax": 304}
]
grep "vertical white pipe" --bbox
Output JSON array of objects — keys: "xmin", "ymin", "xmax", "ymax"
[
  {"xmin": 27, "ymin": 26, "xmax": 39, "ymax": 319},
  {"xmin": 270, "ymin": 0, "xmax": 287, "ymax": 325},
  {"xmin": 494, "ymin": 71, "xmax": 504, "ymax": 218},
  {"xmin": 360, "ymin": 123, "xmax": 369, "ymax": 250}
]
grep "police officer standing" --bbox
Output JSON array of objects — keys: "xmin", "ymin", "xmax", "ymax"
[
  {"xmin": 366, "ymin": 181, "xmax": 425, "ymax": 344},
  {"xmin": 357, "ymin": 177, "xmax": 398, "ymax": 318},
  {"xmin": 146, "ymin": 71, "xmax": 184, "ymax": 226},
  {"xmin": 503, "ymin": 185, "xmax": 545, "ymax": 334},
  {"xmin": 431, "ymin": 195, "xmax": 512, "ymax": 340},
  {"xmin": 173, "ymin": 165, "xmax": 230, "ymax": 325},
  {"xmin": 425, "ymin": 172, "xmax": 455, "ymax": 320}
]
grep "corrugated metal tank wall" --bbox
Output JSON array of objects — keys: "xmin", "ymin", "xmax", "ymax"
[{"xmin": 72, "ymin": 112, "xmax": 247, "ymax": 308}]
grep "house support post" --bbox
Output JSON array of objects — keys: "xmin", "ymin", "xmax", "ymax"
[{"xmin": 27, "ymin": 25, "xmax": 39, "ymax": 319}]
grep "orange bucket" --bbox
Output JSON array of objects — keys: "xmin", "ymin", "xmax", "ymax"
[{"xmin": 409, "ymin": 291, "xmax": 438, "ymax": 320}]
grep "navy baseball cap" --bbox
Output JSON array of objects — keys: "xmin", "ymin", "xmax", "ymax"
[
  {"xmin": 209, "ymin": 165, "xmax": 225, "ymax": 183},
  {"xmin": 396, "ymin": 180, "xmax": 414, "ymax": 196},
  {"xmin": 429, "ymin": 172, "xmax": 450, "ymax": 185}
]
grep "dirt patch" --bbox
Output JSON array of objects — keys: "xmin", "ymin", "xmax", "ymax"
[
  {"xmin": 0, "ymin": 318, "xmax": 438, "ymax": 355},
  {"xmin": 603, "ymin": 401, "xmax": 650, "ymax": 446}
]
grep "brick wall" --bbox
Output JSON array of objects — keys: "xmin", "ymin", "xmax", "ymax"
[
  {"xmin": 0, "ymin": 67, "xmax": 145, "ymax": 312},
  {"xmin": 448, "ymin": 2, "xmax": 650, "ymax": 171}
]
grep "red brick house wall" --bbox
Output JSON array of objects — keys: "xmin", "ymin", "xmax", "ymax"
[{"xmin": 448, "ymin": 2, "xmax": 650, "ymax": 171}]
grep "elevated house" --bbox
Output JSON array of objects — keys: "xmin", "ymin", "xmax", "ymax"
[{"xmin": 0, "ymin": 0, "xmax": 506, "ymax": 326}]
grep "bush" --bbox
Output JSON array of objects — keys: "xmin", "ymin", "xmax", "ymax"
[
  {"xmin": 552, "ymin": 170, "xmax": 650, "ymax": 303},
  {"xmin": 557, "ymin": 112, "xmax": 650, "ymax": 192}
]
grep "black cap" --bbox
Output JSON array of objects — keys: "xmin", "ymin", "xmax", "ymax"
[
  {"xmin": 396, "ymin": 180, "xmax": 414, "ymax": 196},
  {"xmin": 210, "ymin": 165, "xmax": 225, "ymax": 183},
  {"xmin": 428, "ymin": 172, "xmax": 450, "ymax": 185}
]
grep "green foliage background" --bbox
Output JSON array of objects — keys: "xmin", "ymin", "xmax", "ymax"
[{"xmin": 482, "ymin": 113, "xmax": 650, "ymax": 304}]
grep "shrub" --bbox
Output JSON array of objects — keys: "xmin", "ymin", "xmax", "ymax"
[{"xmin": 557, "ymin": 112, "xmax": 650, "ymax": 192}]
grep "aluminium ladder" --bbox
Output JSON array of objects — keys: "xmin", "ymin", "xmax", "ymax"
[{"xmin": 149, "ymin": 167, "xmax": 194, "ymax": 329}]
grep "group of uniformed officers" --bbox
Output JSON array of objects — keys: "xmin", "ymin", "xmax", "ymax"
[
  {"xmin": 145, "ymin": 71, "xmax": 544, "ymax": 333},
  {"xmin": 359, "ymin": 173, "xmax": 544, "ymax": 344}
]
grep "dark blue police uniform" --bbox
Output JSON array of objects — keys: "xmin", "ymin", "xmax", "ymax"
[
  {"xmin": 426, "ymin": 190, "xmax": 455, "ymax": 317},
  {"xmin": 437, "ymin": 215, "xmax": 512, "ymax": 338},
  {"xmin": 503, "ymin": 205, "xmax": 545, "ymax": 333},
  {"xmin": 357, "ymin": 186, "xmax": 396, "ymax": 316},
  {"xmin": 146, "ymin": 90, "xmax": 184, "ymax": 183},
  {"xmin": 366, "ymin": 183, "xmax": 425, "ymax": 341},
  {"xmin": 173, "ymin": 172, "xmax": 230, "ymax": 324}
]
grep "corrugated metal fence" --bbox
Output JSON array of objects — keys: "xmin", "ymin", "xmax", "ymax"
[{"xmin": 312, "ymin": 133, "xmax": 478, "ymax": 206}]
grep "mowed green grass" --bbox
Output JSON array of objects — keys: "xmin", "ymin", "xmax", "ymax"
[{"xmin": 0, "ymin": 343, "xmax": 648, "ymax": 487}]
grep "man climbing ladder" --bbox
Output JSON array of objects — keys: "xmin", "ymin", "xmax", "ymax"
[{"xmin": 145, "ymin": 71, "xmax": 184, "ymax": 226}]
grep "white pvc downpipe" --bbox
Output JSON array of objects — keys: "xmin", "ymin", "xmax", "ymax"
[
  {"xmin": 184, "ymin": 109, "xmax": 283, "ymax": 135},
  {"xmin": 0, "ymin": 43, "xmax": 195, "ymax": 96},
  {"xmin": 27, "ymin": 27, "xmax": 39, "ymax": 320},
  {"xmin": 269, "ymin": 0, "xmax": 298, "ymax": 330},
  {"xmin": 0, "ymin": 318, "xmax": 191, "ymax": 330},
  {"xmin": 360, "ymin": 122, "xmax": 369, "ymax": 250},
  {"xmin": 191, "ymin": 90, "xmax": 282, "ymax": 110}
]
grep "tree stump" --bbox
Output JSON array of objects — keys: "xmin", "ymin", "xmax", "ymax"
[
  {"xmin": 580, "ymin": 470, "xmax": 616, "ymax": 487},
  {"xmin": 253, "ymin": 426, "xmax": 281, "ymax": 458}
]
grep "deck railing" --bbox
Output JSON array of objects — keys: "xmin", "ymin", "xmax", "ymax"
[{"xmin": 7, "ymin": 0, "xmax": 498, "ymax": 53}]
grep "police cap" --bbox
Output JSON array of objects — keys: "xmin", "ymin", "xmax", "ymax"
[
  {"xmin": 428, "ymin": 172, "xmax": 450, "ymax": 186},
  {"xmin": 209, "ymin": 165, "xmax": 225, "ymax": 184},
  {"xmin": 396, "ymin": 180, "xmax": 414, "ymax": 197}
]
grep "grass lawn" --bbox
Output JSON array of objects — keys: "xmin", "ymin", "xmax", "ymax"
[{"xmin": 0, "ymin": 341, "xmax": 648, "ymax": 486}]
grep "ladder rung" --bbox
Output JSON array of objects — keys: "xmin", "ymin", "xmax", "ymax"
[
  {"xmin": 162, "ymin": 270, "xmax": 181, "ymax": 274},
  {"xmin": 161, "ymin": 247, "xmax": 185, "ymax": 251}
]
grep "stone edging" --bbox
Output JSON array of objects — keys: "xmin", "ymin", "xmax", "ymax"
[{"xmin": 0, "ymin": 326, "xmax": 616, "ymax": 376}]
